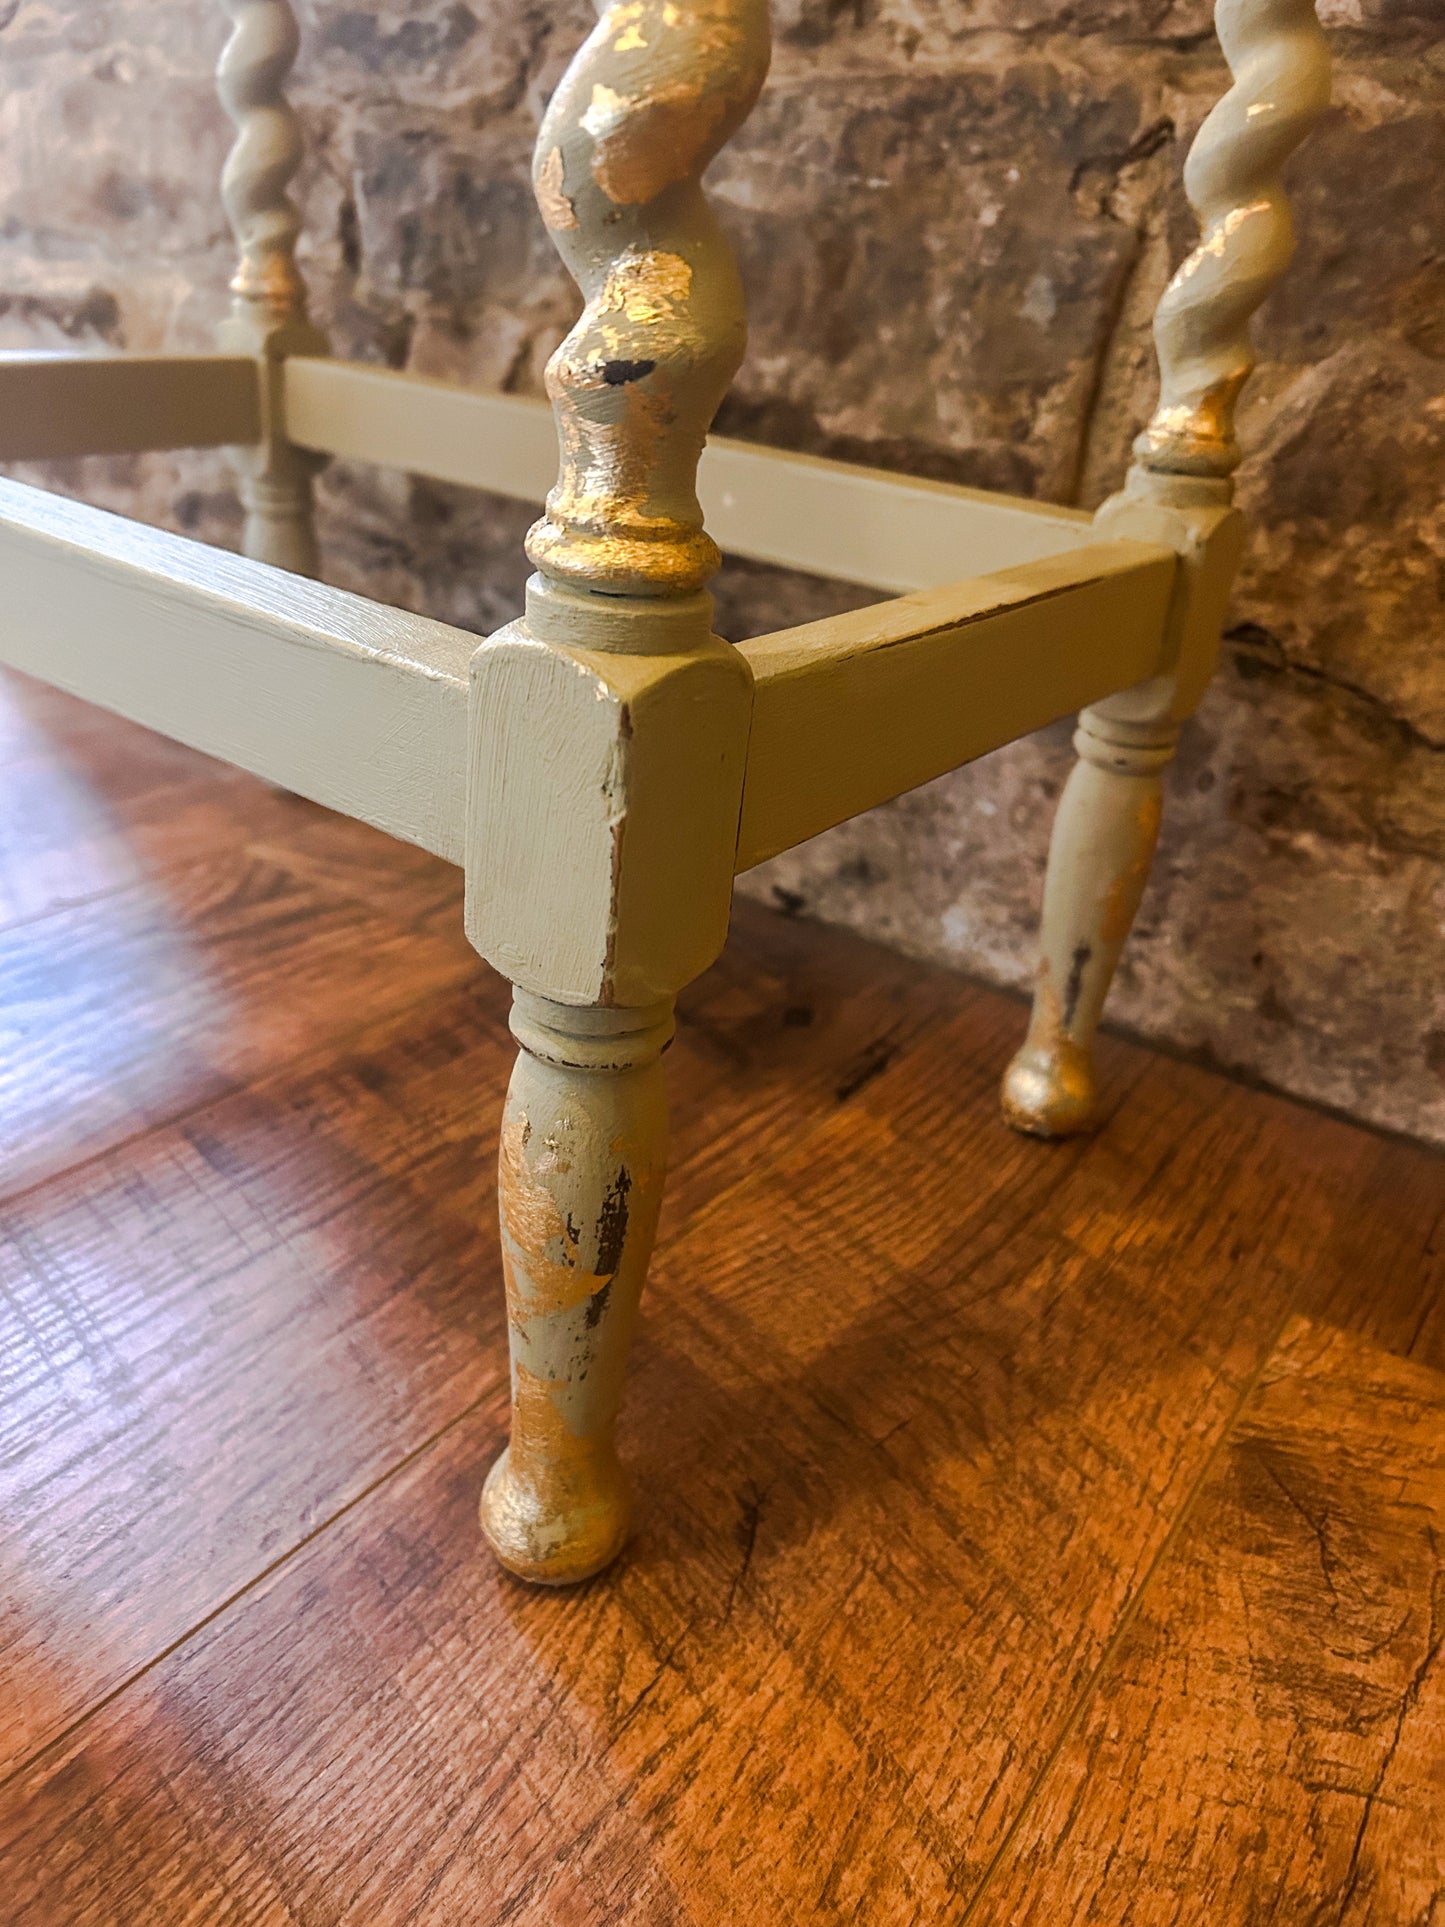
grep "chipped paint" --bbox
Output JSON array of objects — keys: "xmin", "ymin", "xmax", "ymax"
[
  {"xmin": 522, "ymin": 0, "xmax": 769, "ymax": 595},
  {"xmin": 1001, "ymin": 958, "xmax": 1097, "ymax": 1139},
  {"xmin": 498, "ymin": 1114, "xmax": 618, "ymax": 1324},
  {"xmin": 482, "ymin": 997, "xmax": 672, "ymax": 1585},
  {"xmin": 534, "ymin": 145, "xmax": 578, "ymax": 232},
  {"xmin": 1061, "ymin": 941, "xmax": 1092, "ymax": 1028},
  {"xmin": 1134, "ymin": 0, "xmax": 1328, "ymax": 477}
]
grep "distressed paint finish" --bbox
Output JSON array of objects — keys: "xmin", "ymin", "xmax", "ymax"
[
  {"xmin": 1001, "ymin": 710, "xmax": 1178, "ymax": 1137},
  {"xmin": 467, "ymin": 617, "xmax": 753, "ymax": 1008},
  {"xmin": 473, "ymin": 0, "xmax": 771, "ymax": 1583},
  {"xmin": 480, "ymin": 995, "xmax": 673, "ymax": 1585},
  {"xmin": 524, "ymin": 0, "xmax": 770, "ymax": 597},
  {"xmin": 1003, "ymin": 0, "xmax": 1330, "ymax": 1139},
  {"xmin": 215, "ymin": 0, "xmax": 328, "ymax": 574},
  {"xmin": 1135, "ymin": 0, "xmax": 1334, "ymax": 484}
]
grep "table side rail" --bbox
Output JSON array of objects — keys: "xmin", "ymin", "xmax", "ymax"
[
  {"xmin": 0, "ymin": 479, "xmax": 1178, "ymax": 882},
  {"xmin": 0, "ymin": 353, "xmax": 262, "ymax": 461},
  {"xmin": 0, "ymin": 350, "xmax": 1099, "ymax": 592},
  {"xmin": 281, "ymin": 357, "xmax": 1095, "ymax": 593},
  {"xmin": 0, "ymin": 476, "xmax": 471, "ymax": 864},
  {"xmin": 734, "ymin": 540, "xmax": 1179, "ymax": 871}
]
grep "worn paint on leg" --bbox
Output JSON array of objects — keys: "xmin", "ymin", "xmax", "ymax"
[
  {"xmin": 1003, "ymin": 0, "xmax": 1328, "ymax": 1140},
  {"xmin": 475, "ymin": 0, "xmax": 767, "ymax": 1581},
  {"xmin": 480, "ymin": 994, "xmax": 672, "ymax": 1585},
  {"xmin": 1001, "ymin": 957, "xmax": 1097, "ymax": 1140},
  {"xmin": 1002, "ymin": 705, "xmax": 1177, "ymax": 1140}
]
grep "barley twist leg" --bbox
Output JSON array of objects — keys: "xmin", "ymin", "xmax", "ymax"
[
  {"xmin": 215, "ymin": 0, "xmax": 328, "ymax": 574},
  {"xmin": 1003, "ymin": 0, "xmax": 1329, "ymax": 1135},
  {"xmin": 473, "ymin": 0, "xmax": 769, "ymax": 1582}
]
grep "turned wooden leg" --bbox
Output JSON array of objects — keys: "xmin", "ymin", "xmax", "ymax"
[
  {"xmin": 480, "ymin": 991, "xmax": 673, "ymax": 1586},
  {"xmin": 466, "ymin": 0, "xmax": 765, "ymax": 1579},
  {"xmin": 1002, "ymin": 699, "xmax": 1179, "ymax": 1138},
  {"xmin": 233, "ymin": 453, "xmax": 321, "ymax": 576},
  {"xmin": 216, "ymin": 0, "xmax": 328, "ymax": 577},
  {"xmin": 998, "ymin": 0, "xmax": 1328, "ymax": 1137}
]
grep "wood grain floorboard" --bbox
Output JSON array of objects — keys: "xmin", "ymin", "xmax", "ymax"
[
  {"xmin": 0, "ymin": 930, "xmax": 978, "ymax": 1786},
  {"xmin": 244, "ymin": 809, "xmax": 469, "ymax": 934},
  {"xmin": 3, "ymin": 1020, "xmax": 1439, "ymax": 1922},
  {"xmin": 0, "ymin": 990, "xmax": 513, "ymax": 1779},
  {"xmin": 0, "ymin": 667, "xmax": 331, "ymax": 932},
  {"xmin": 0, "ymin": 852, "xmax": 485, "ymax": 1198},
  {"xmin": 969, "ymin": 1315, "xmax": 1445, "ymax": 1925},
  {"xmin": 0, "ymin": 669, "xmax": 1440, "ymax": 1922}
]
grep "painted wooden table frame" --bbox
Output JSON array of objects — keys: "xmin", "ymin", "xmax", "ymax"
[{"xmin": 0, "ymin": 0, "xmax": 1330, "ymax": 1583}]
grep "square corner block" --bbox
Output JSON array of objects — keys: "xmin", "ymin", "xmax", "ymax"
[
  {"xmin": 465, "ymin": 625, "xmax": 754, "ymax": 1007},
  {"xmin": 1091, "ymin": 492, "xmax": 1245, "ymax": 721}
]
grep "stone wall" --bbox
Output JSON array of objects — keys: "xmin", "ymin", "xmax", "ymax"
[{"xmin": 2, "ymin": 0, "xmax": 1442, "ymax": 1143}]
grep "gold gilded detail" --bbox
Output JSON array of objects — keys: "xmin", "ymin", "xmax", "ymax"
[
  {"xmin": 1134, "ymin": 0, "xmax": 1328, "ymax": 481},
  {"xmin": 217, "ymin": 0, "xmax": 313, "ymax": 330},
  {"xmin": 582, "ymin": 82, "xmax": 627, "ymax": 142},
  {"xmin": 480, "ymin": 1363, "xmax": 632, "ymax": 1586},
  {"xmin": 229, "ymin": 250, "xmax": 305, "ymax": 312},
  {"xmin": 524, "ymin": 0, "xmax": 768, "ymax": 595},
  {"xmin": 599, "ymin": 248, "xmax": 692, "ymax": 321},
  {"xmin": 512, "ymin": 1359, "xmax": 596, "ymax": 1458},
  {"xmin": 498, "ymin": 1116, "xmax": 618, "ymax": 1323},
  {"xmin": 578, "ymin": 0, "xmax": 769, "ymax": 210},
  {"xmin": 606, "ymin": 0, "xmax": 650, "ymax": 48},
  {"xmin": 1098, "ymin": 790, "xmax": 1162, "ymax": 946},
  {"xmin": 590, "ymin": 83, "xmax": 732, "ymax": 206},
  {"xmin": 535, "ymin": 145, "xmax": 578, "ymax": 232},
  {"xmin": 526, "ymin": 248, "xmax": 722, "ymax": 593},
  {"xmin": 1001, "ymin": 961, "xmax": 1097, "ymax": 1140}
]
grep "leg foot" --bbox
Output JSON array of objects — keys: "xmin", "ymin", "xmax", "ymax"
[
  {"xmin": 1001, "ymin": 1027, "xmax": 1097, "ymax": 1140},
  {"xmin": 1003, "ymin": 702, "xmax": 1179, "ymax": 1138},
  {"xmin": 481, "ymin": 992, "xmax": 673, "ymax": 1586},
  {"xmin": 480, "ymin": 1442, "xmax": 632, "ymax": 1588}
]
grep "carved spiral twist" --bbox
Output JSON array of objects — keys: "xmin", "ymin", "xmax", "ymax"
[
  {"xmin": 1135, "ymin": 0, "xmax": 1330, "ymax": 480},
  {"xmin": 525, "ymin": 0, "xmax": 771, "ymax": 599},
  {"xmin": 217, "ymin": 0, "xmax": 310, "ymax": 317}
]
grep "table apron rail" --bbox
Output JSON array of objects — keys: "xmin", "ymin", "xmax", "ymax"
[
  {"xmin": 0, "ymin": 476, "xmax": 471, "ymax": 864},
  {"xmin": 0, "ymin": 478, "xmax": 1176, "ymax": 881}
]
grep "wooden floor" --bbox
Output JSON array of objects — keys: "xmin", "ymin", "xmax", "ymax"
[{"xmin": 0, "ymin": 662, "xmax": 1441, "ymax": 1927}]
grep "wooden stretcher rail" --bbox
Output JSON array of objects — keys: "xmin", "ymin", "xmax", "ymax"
[
  {"xmin": 0, "ymin": 476, "xmax": 471, "ymax": 863},
  {"xmin": 0, "ymin": 350, "xmax": 1098, "ymax": 593},
  {"xmin": 734, "ymin": 540, "xmax": 1178, "ymax": 870},
  {"xmin": 0, "ymin": 353, "xmax": 260, "ymax": 460},
  {"xmin": 282, "ymin": 358, "xmax": 1095, "ymax": 594},
  {"xmin": 0, "ymin": 475, "xmax": 1176, "ymax": 885}
]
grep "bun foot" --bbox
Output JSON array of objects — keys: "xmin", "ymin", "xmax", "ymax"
[
  {"xmin": 480, "ymin": 1443, "xmax": 632, "ymax": 1588},
  {"xmin": 1001, "ymin": 1039, "xmax": 1097, "ymax": 1139}
]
